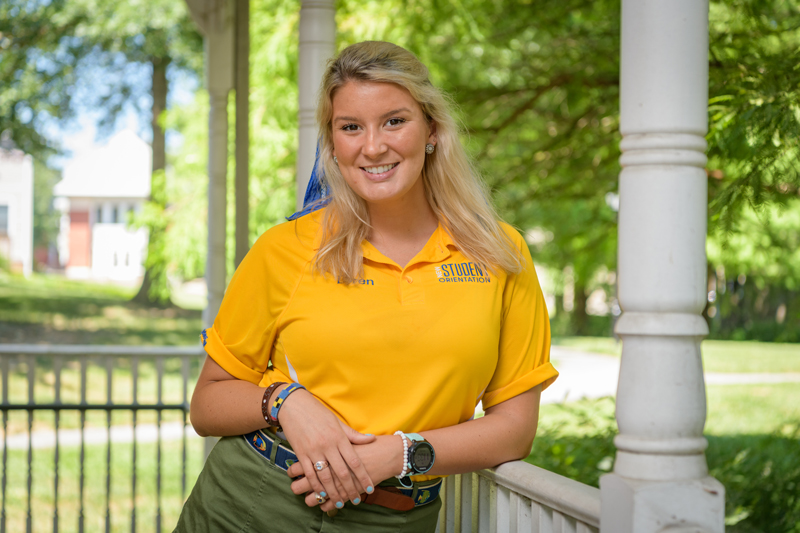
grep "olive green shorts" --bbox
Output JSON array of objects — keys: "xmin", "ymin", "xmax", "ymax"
[{"xmin": 174, "ymin": 435, "xmax": 441, "ymax": 532}]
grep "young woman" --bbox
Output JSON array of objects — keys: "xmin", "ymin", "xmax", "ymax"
[{"xmin": 175, "ymin": 41, "xmax": 557, "ymax": 533}]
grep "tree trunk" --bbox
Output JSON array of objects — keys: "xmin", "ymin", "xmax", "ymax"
[
  {"xmin": 133, "ymin": 55, "xmax": 171, "ymax": 306},
  {"xmin": 572, "ymin": 279, "xmax": 589, "ymax": 335}
]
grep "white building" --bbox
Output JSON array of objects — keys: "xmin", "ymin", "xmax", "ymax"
[
  {"xmin": 0, "ymin": 146, "xmax": 34, "ymax": 276},
  {"xmin": 54, "ymin": 129, "xmax": 151, "ymax": 282}
]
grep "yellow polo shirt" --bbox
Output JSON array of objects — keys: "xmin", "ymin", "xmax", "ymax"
[{"xmin": 203, "ymin": 208, "xmax": 557, "ymax": 441}]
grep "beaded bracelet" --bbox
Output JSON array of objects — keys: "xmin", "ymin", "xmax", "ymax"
[
  {"xmin": 261, "ymin": 382, "xmax": 286, "ymax": 427},
  {"xmin": 270, "ymin": 383, "xmax": 306, "ymax": 424},
  {"xmin": 394, "ymin": 431, "xmax": 410, "ymax": 479}
]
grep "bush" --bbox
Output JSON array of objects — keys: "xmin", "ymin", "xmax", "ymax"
[
  {"xmin": 526, "ymin": 398, "xmax": 800, "ymax": 533},
  {"xmin": 708, "ymin": 425, "xmax": 800, "ymax": 533},
  {"xmin": 525, "ymin": 398, "xmax": 617, "ymax": 488}
]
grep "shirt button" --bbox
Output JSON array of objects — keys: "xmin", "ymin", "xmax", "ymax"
[{"xmin": 405, "ymin": 276, "xmax": 413, "ymax": 283}]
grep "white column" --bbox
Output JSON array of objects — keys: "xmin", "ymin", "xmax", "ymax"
[
  {"xmin": 184, "ymin": 0, "xmax": 234, "ymax": 459},
  {"xmin": 296, "ymin": 0, "xmax": 335, "ymax": 209},
  {"xmin": 234, "ymin": 0, "xmax": 250, "ymax": 267},
  {"xmin": 600, "ymin": 1, "xmax": 725, "ymax": 532},
  {"xmin": 194, "ymin": 2, "xmax": 233, "ymax": 327}
]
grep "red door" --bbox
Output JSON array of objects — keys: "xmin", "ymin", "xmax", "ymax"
[{"xmin": 68, "ymin": 211, "xmax": 91, "ymax": 267}]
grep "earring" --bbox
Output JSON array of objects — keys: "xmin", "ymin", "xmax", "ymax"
[
  {"xmin": 333, "ymin": 156, "xmax": 338, "ymax": 163},
  {"xmin": 425, "ymin": 144, "xmax": 435, "ymax": 155}
]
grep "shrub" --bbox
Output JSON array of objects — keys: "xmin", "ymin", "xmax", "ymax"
[{"xmin": 526, "ymin": 398, "xmax": 800, "ymax": 533}]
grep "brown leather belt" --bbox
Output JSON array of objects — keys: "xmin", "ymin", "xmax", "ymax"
[{"xmin": 361, "ymin": 479, "xmax": 442, "ymax": 511}]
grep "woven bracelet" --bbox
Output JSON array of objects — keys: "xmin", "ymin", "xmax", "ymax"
[
  {"xmin": 261, "ymin": 382, "xmax": 286, "ymax": 427},
  {"xmin": 270, "ymin": 383, "xmax": 306, "ymax": 425}
]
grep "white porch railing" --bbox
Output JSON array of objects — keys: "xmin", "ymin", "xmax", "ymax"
[{"xmin": 436, "ymin": 463, "xmax": 600, "ymax": 533}]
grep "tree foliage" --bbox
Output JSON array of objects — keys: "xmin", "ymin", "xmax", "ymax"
[
  {"xmin": 704, "ymin": 0, "xmax": 800, "ymax": 339},
  {"xmin": 0, "ymin": 0, "xmax": 86, "ymax": 158},
  {"xmin": 707, "ymin": 0, "xmax": 800, "ymax": 232}
]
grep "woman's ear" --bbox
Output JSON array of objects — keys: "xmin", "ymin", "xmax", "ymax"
[{"xmin": 428, "ymin": 121, "xmax": 437, "ymax": 145}]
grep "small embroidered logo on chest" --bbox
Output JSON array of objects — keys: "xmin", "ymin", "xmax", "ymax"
[
  {"xmin": 337, "ymin": 278, "xmax": 375, "ymax": 286},
  {"xmin": 436, "ymin": 262, "xmax": 491, "ymax": 283}
]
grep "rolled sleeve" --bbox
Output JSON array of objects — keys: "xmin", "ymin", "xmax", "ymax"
[
  {"xmin": 202, "ymin": 326, "xmax": 264, "ymax": 384},
  {"xmin": 482, "ymin": 228, "xmax": 558, "ymax": 410}
]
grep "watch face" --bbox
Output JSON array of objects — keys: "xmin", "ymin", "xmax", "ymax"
[{"xmin": 410, "ymin": 442, "xmax": 435, "ymax": 472}]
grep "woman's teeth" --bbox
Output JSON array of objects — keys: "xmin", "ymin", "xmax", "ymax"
[{"xmin": 363, "ymin": 163, "xmax": 397, "ymax": 174}]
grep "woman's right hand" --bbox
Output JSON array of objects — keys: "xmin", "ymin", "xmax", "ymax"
[
  {"xmin": 287, "ymin": 434, "xmax": 405, "ymax": 511},
  {"xmin": 277, "ymin": 387, "xmax": 376, "ymax": 508}
]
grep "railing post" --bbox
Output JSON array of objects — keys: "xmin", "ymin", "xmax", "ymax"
[
  {"xmin": 296, "ymin": 0, "xmax": 336, "ymax": 208},
  {"xmin": 600, "ymin": 1, "xmax": 725, "ymax": 532}
]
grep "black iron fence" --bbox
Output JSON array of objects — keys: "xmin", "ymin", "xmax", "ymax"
[{"xmin": 0, "ymin": 344, "xmax": 205, "ymax": 533}]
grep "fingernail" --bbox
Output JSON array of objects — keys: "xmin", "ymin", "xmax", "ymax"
[
  {"xmin": 335, "ymin": 501, "xmax": 344, "ymax": 509},
  {"xmin": 320, "ymin": 492, "xmax": 327, "ymax": 498},
  {"xmin": 366, "ymin": 433, "xmax": 373, "ymax": 436},
  {"xmin": 354, "ymin": 497, "xmax": 361, "ymax": 505},
  {"xmin": 366, "ymin": 486, "xmax": 374, "ymax": 494}
]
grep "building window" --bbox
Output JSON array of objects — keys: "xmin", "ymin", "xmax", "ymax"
[
  {"xmin": 96, "ymin": 207, "xmax": 103, "ymax": 223},
  {"xmin": 0, "ymin": 205, "xmax": 8, "ymax": 234},
  {"xmin": 112, "ymin": 206, "xmax": 119, "ymax": 223}
]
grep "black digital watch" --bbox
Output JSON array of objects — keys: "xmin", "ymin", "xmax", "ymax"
[{"xmin": 405, "ymin": 433, "xmax": 435, "ymax": 475}]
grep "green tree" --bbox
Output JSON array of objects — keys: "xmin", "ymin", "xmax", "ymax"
[
  {"xmin": 703, "ymin": 0, "xmax": 800, "ymax": 340},
  {"xmin": 0, "ymin": 0, "xmax": 86, "ymax": 159},
  {"xmin": 707, "ymin": 0, "xmax": 800, "ymax": 231},
  {"xmin": 1, "ymin": 0, "xmax": 202, "ymax": 304},
  {"xmin": 31, "ymin": 160, "xmax": 61, "ymax": 264},
  {"xmin": 69, "ymin": 0, "xmax": 202, "ymax": 305}
]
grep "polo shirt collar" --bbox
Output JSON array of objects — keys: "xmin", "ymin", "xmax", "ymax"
[{"xmin": 361, "ymin": 221, "xmax": 455, "ymax": 267}]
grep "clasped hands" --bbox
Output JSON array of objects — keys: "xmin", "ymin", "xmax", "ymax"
[{"xmin": 279, "ymin": 388, "xmax": 402, "ymax": 513}]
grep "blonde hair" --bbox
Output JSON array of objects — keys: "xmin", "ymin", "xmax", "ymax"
[{"xmin": 312, "ymin": 41, "xmax": 523, "ymax": 281}]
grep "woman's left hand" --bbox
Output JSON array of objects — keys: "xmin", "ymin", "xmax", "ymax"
[{"xmin": 287, "ymin": 434, "xmax": 403, "ymax": 511}]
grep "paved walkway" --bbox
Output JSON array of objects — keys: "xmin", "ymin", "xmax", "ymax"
[
  {"xmin": 4, "ymin": 347, "xmax": 799, "ymax": 450},
  {"xmin": 542, "ymin": 346, "xmax": 800, "ymax": 405},
  {"xmin": 2, "ymin": 422, "xmax": 198, "ymax": 450},
  {"xmin": 542, "ymin": 348, "xmax": 620, "ymax": 404}
]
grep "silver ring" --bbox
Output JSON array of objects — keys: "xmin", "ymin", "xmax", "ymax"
[{"xmin": 314, "ymin": 460, "xmax": 329, "ymax": 471}]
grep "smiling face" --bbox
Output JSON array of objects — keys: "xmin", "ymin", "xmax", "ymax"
[{"xmin": 331, "ymin": 81, "xmax": 436, "ymax": 212}]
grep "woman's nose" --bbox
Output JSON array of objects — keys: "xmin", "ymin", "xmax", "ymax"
[{"xmin": 362, "ymin": 129, "xmax": 387, "ymax": 158}]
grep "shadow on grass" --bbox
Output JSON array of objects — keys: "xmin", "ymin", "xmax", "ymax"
[
  {"xmin": 524, "ymin": 400, "xmax": 800, "ymax": 533},
  {"xmin": 0, "ymin": 321, "xmax": 203, "ymax": 345},
  {"xmin": 0, "ymin": 275, "xmax": 202, "ymax": 345}
]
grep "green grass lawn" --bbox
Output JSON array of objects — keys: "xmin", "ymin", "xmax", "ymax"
[
  {"xmin": 705, "ymin": 383, "xmax": 800, "ymax": 435},
  {"xmin": 0, "ymin": 272, "xmax": 203, "ymax": 345},
  {"xmin": 552, "ymin": 336, "xmax": 800, "ymax": 373}
]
